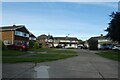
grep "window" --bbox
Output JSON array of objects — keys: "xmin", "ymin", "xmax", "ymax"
[
  {"xmin": 15, "ymin": 31, "xmax": 21, "ymax": 36},
  {"xmin": 22, "ymin": 32, "xmax": 29, "ymax": 37},
  {"xmin": 15, "ymin": 31, "xmax": 29, "ymax": 37}
]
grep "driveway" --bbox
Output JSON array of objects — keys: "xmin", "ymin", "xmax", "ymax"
[{"xmin": 2, "ymin": 49, "xmax": 119, "ymax": 79}]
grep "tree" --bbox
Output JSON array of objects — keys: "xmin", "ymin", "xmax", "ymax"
[
  {"xmin": 34, "ymin": 41, "xmax": 39, "ymax": 49},
  {"xmin": 105, "ymin": 12, "xmax": 120, "ymax": 44},
  {"xmin": 88, "ymin": 38, "xmax": 98, "ymax": 50},
  {"xmin": 29, "ymin": 40, "xmax": 34, "ymax": 49}
]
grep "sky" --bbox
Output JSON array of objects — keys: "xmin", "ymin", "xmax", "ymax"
[{"xmin": 2, "ymin": 2, "xmax": 118, "ymax": 41}]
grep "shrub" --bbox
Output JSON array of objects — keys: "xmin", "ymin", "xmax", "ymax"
[
  {"xmin": 0, "ymin": 40, "xmax": 6, "ymax": 50},
  {"xmin": 29, "ymin": 40, "xmax": 34, "ymax": 49},
  {"xmin": 34, "ymin": 41, "xmax": 39, "ymax": 49},
  {"xmin": 88, "ymin": 39, "xmax": 98, "ymax": 50}
]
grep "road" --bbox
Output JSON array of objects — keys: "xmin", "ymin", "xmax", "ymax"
[{"xmin": 2, "ymin": 49, "xmax": 119, "ymax": 79}]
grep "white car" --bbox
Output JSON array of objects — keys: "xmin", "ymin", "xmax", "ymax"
[{"xmin": 112, "ymin": 45, "xmax": 120, "ymax": 50}]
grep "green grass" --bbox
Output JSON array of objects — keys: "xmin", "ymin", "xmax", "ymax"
[
  {"xmin": 33, "ymin": 53, "xmax": 77, "ymax": 58},
  {"xmin": 30, "ymin": 48, "xmax": 76, "ymax": 54},
  {"xmin": 2, "ymin": 48, "xmax": 78, "ymax": 63},
  {"xmin": 2, "ymin": 54, "xmax": 77, "ymax": 63},
  {"xmin": 2, "ymin": 50, "xmax": 28, "ymax": 56},
  {"xmin": 2, "ymin": 57, "xmax": 59, "ymax": 63},
  {"xmin": 95, "ymin": 51, "xmax": 120, "ymax": 61},
  {"xmin": 30, "ymin": 48, "xmax": 54, "ymax": 52}
]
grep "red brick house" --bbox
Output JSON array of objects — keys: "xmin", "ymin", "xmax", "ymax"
[{"xmin": 0, "ymin": 25, "xmax": 30, "ymax": 46}]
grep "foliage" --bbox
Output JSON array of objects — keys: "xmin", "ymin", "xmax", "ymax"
[
  {"xmin": 78, "ymin": 39, "xmax": 84, "ymax": 44},
  {"xmin": 29, "ymin": 40, "xmax": 34, "ymax": 48},
  {"xmin": 34, "ymin": 41, "xmax": 39, "ymax": 49},
  {"xmin": 105, "ymin": 12, "xmax": 120, "ymax": 43},
  {"xmin": 88, "ymin": 38, "xmax": 98, "ymax": 50},
  {"xmin": 0, "ymin": 40, "xmax": 6, "ymax": 50}
]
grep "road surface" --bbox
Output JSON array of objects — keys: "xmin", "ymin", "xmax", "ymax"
[{"xmin": 2, "ymin": 49, "xmax": 119, "ymax": 79}]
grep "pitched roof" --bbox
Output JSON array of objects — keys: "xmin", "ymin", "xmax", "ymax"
[
  {"xmin": 54, "ymin": 37, "xmax": 78, "ymax": 41},
  {"xmin": 29, "ymin": 33, "xmax": 36, "ymax": 38},
  {"xmin": 90, "ymin": 36, "xmax": 107, "ymax": 40},
  {"xmin": 88, "ymin": 36, "xmax": 111, "ymax": 42},
  {"xmin": 37, "ymin": 34, "xmax": 47, "ymax": 39},
  {"xmin": 0, "ymin": 25, "xmax": 25, "ymax": 31}
]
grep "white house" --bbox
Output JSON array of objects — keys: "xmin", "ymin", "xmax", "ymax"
[{"xmin": 53, "ymin": 37, "xmax": 79, "ymax": 48}]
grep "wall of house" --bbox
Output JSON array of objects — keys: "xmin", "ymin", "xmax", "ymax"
[
  {"xmin": 38, "ymin": 39, "xmax": 48, "ymax": 48},
  {"xmin": 53, "ymin": 39, "xmax": 78, "ymax": 48},
  {"xmin": 14, "ymin": 27, "xmax": 30, "ymax": 45},
  {"xmin": 64, "ymin": 44, "xmax": 78, "ymax": 48},
  {"xmin": 0, "ymin": 31, "xmax": 14, "ymax": 45}
]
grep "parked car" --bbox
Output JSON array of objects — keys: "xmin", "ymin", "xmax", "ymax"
[
  {"xmin": 77, "ymin": 45, "xmax": 83, "ymax": 49},
  {"xmin": 100, "ymin": 44, "xmax": 113, "ymax": 50},
  {"xmin": 7, "ymin": 43, "xmax": 28, "ymax": 51},
  {"xmin": 112, "ymin": 45, "xmax": 120, "ymax": 51},
  {"xmin": 56, "ymin": 45, "xmax": 63, "ymax": 48}
]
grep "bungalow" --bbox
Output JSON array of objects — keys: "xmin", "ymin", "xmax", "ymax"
[
  {"xmin": 87, "ymin": 35, "xmax": 113, "ymax": 50},
  {"xmin": 54, "ymin": 37, "xmax": 79, "ymax": 48},
  {"xmin": 0, "ymin": 25, "xmax": 32, "ymax": 46}
]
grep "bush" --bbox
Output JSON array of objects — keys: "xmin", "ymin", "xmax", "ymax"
[
  {"xmin": 0, "ymin": 40, "xmax": 6, "ymax": 50},
  {"xmin": 29, "ymin": 40, "xmax": 34, "ymax": 49},
  {"xmin": 88, "ymin": 39, "xmax": 98, "ymax": 50},
  {"xmin": 34, "ymin": 41, "xmax": 39, "ymax": 49}
]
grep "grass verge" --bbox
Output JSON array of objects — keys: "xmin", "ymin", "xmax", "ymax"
[
  {"xmin": 30, "ymin": 48, "xmax": 76, "ymax": 53},
  {"xmin": 2, "ymin": 50, "xmax": 28, "ymax": 56},
  {"xmin": 95, "ymin": 51, "xmax": 120, "ymax": 61},
  {"xmin": 2, "ymin": 54, "xmax": 77, "ymax": 63},
  {"xmin": 2, "ymin": 48, "xmax": 77, "ymax": 63}
]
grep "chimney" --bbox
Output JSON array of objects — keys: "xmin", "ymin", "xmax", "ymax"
[
  {"xmin": 100, "ymin": 34, "xmax": 103, "ymax": 36},
  {"xmin": 13, "ymin": 25, "xmax": 16, "ymax": 27}
]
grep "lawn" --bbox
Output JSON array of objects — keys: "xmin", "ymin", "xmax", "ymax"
[
  {"xmin": 2, "ymin": 49, "xmax": 28, "ymax": 56},
  {"xmin": 30, "ymin": 48, "xmax": 76, "ymax": 54},
  {"xmin": 2, "ymin": 48, "xmax": 77, "ymax": 63},
  {"xmin": 95, "ymin": 51, "xmax": 120, "ymax": 61}
]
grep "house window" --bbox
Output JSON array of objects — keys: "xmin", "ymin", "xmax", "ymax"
[
  {"xmin": 15, "ymin": 31, "xmax": 21, "ymax": 36},
  {"xmin": 22, "ymin": 32, "xmax": 29, "ymax": 37},
  {"xmin": 15, "ymin": 31, "xmax": 29, "ymax": 37}
]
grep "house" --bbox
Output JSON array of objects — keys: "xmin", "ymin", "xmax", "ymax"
[
  {"xmin": 47, "ymin": 34, "xmax": 54, "ymax": 48},
  {"xmin": 0, "ymin": 25, "xmax": 32, "ymax": 46},
  {"xmin": 37, "ymin": 34, "xmax": 79, "ymax": 48},
  {"xmin": 37, "ymin": 34, "xmax": 48, "ymax": 48},
  {"xmin": 37, "ymin": 34, "xmax": 54, "ymax": 48},
  {"xmin": 54, "ymin": 37, "xmax": 79, "ymax": 48},
  {"xmin": 29, "ymin": 33, "xmax": 36, "ymax": 41},
  {"xmin": 87, "ymin": 35, "xmax": 113, "ymax": 50}
]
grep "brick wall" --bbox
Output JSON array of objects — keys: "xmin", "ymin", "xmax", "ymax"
[
  {"xmin": 38, "ymin": 39, "xmax": 48, "ymax": 48},
  {"xmin": 0, "ymin": 31, "xmax": 14, "ymax": 44}
]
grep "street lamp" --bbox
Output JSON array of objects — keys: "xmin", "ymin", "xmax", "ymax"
[{"xmin": 65, "ymin": 34, "xmax": 70, "ymax": 48}]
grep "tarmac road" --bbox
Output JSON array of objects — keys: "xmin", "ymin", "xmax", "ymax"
[{"xmin": 2, "ymin": 49, "xmax": 119, "ymax": 79}]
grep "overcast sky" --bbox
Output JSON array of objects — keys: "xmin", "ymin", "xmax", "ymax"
[{"xmin": 2, "ymin": 2, "xmax": 118, "ymax": 40}]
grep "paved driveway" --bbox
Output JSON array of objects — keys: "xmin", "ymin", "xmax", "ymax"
[{"xmin": 2, "ymin": 49, "xmax": 119, "ymax": 79}]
